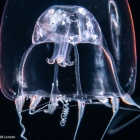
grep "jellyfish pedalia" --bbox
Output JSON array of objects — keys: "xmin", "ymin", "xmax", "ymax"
[{"xmin": 0, "ymin": 0, "xmax": 139, "ymax": 140}]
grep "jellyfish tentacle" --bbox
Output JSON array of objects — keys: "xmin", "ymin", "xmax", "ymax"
[
  {"xmin": 30, "ymin": 102, "xmax": 50, "ymax": 114},
  {"xmin": 17, "ymin": 112, "xmax": 27, "ymax": 140},
  {"xmin": 45, "ymin": 62, "xmax": 60, "ymax": 114},
  {"xmin": 52, "ymin": 62, "xmax": 60, "ymax": 94},
  {"xmin": 73, "ymin": 44, "xmax": 85, "ymax": 140},
  {"xmin": 47, "ymin": 43, "xmax": 62, "ymax": 64},
  {"xmin": 15, "ymin": 95, "xmax": 27, "ymax": 140},
  {"xmin": 108, "ymin": 113, "xmax": 140, "ymax": 135},
  {"xmin": 73, "ymin": 100, "xmax": 86, "ymax": 140},
  {"xmin": 60, "ymin": 99, "xmax": 70, "ymax": 126},
  {"xmin": 107, "ymin": 99, "xmax": 140, "ymax": 134},
  {"xmin": 22, "ymin": 100, "xmax": 140, "ymax": 113},
  {"xmin": 74, "ymin": 44, "xmax": 83, "ymax": 96},
  {"xmin": 15, "ymin": 95, "xmax": 26, "ymax": 113},
  {"xmin": 47, "ymin": 42, "xmax": 74, "ymax": 67},
  {"xmin": 121, "ymin": 94, "xmax": 140, "ymax": 109},
  {"xmin": 65, "ymin": 43, "xmax": 74, "ymax": 66},
  {"xmin": 58, "ymin": 41, "xmax": 73, "ymax": 67},
  {"xmin": 29, "ymin": 95, "xmax": 42, "ymax": 114},
  {"xmin": 58, "ymin": 41, "xmax": 68, "ymax": 64},
  {"xmin": 101, "ymin": 96, "xmax": 119, "ymax": 140}
]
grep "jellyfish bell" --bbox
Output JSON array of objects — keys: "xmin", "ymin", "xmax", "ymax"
[
  {"xmin": 32, "ymin": 6, "xmax": 101, "ymax": 45},
  {"xmin": 0, "ymin": 1, "xmax": 139, "ymax": 140},
  {"xmin": 32, "ymin": 6, "xmax": 101, "ymax": 67},
  {"xmin": 17, "ymin": 5, "xmax": 122, "ymax": 105}
]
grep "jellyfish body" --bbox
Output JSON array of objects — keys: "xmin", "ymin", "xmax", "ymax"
[
  {"xmin": 14, "ymin": 5, "xmax": 139, "ymax": 140},
  {"xmin": 32, "ymin": 6, "xmax": 102, "ymax": 67},
  {"xmin": 0, "ymin": 1, "xmax": 138, "ymax": 140}
]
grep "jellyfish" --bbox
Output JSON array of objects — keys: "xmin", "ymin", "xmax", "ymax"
[{"xmin": 0, "ymin": 0, "xmax": 139, "ymax": 140}]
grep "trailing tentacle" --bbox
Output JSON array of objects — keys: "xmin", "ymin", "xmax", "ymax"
[{"xmin": 60, "ymin": 100, "xmax": 70, "ymax": 126}]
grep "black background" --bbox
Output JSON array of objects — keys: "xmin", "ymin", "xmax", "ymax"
[{"xmin": 0, "ymin": 0, "xmax": 140, "ymax": 140}]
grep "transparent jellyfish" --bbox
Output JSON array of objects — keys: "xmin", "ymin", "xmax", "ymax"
[{"xmin": 0, "ymin": 0, "xmax": 139, "ymax": 140}]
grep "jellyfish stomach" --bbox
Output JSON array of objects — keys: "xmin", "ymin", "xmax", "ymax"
[{"xmin": 47, "ymin": 42, "xmax": 74, "ymax": 67}]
